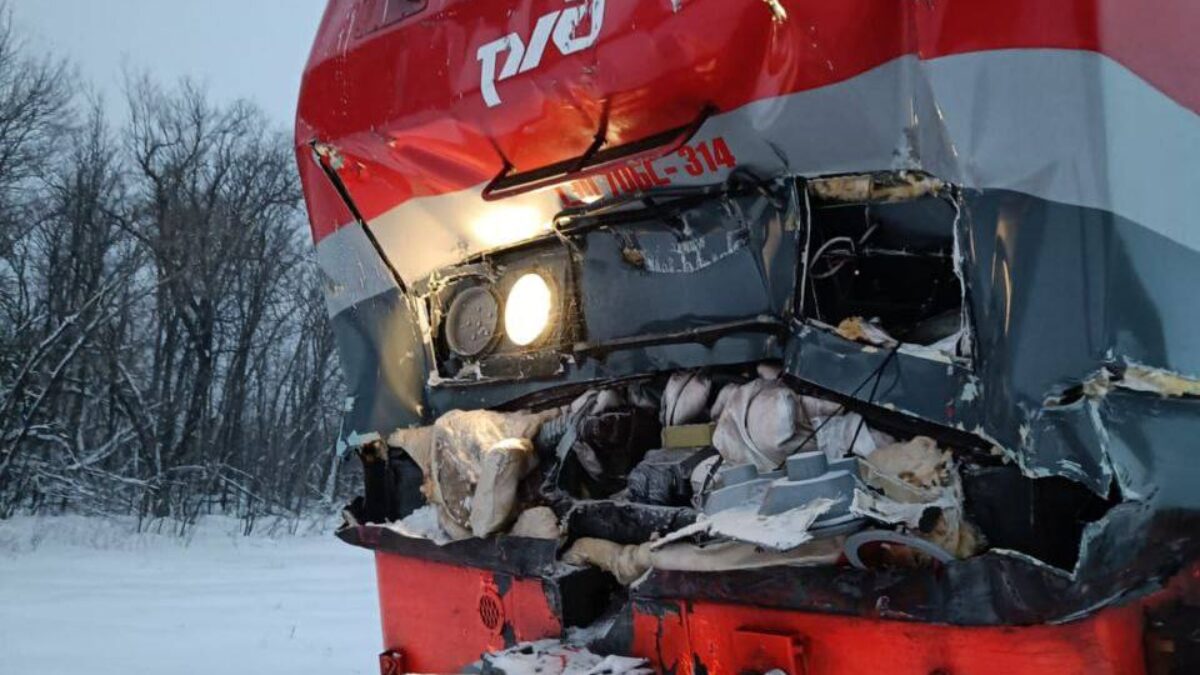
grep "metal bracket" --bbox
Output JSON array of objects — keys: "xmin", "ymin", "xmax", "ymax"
[{"xmin": 378, "ymin": 650, "xmax": 405, "ymax": 675}]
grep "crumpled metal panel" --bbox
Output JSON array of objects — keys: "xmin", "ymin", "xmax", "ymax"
[
  {"xmin": 302, "ymin": 0, "xmax": 1200, "ymax": 619},
  {"xmin": 328, "ymin": 180, "xmax": 1200, "ymax": 619},
  {"xmin": 580, "ymin": 193, "xmax": 796, "ymax": 342},
  {"xmin": 1100, "ymin": 392, "xmax": 1200, "ymax": 507},
  {"xmin": 959, "ymin": 190, "xmax": 1200, "ymax": 495},
  {"xmin": 783, "ymin": 323, "xmax": 979, "ymax": 429},
  {"xmin": 633, "ymin": 508, "xmax": 1200, "ymax": 626},
  {"xmin": 331, "ymin": 287, "xmax": 430, "ymax": 440}
]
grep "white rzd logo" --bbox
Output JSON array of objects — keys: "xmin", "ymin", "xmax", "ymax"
[{"xmin": 476, "ymin": 0, "xmax": 606, "ymax": 108}]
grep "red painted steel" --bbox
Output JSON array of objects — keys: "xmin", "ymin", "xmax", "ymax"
[
  {"xmin": 373, "ymin": 552, "xmax": 561, "ymax": 673},
  {"xmin": 296, "ymin": 0, "xmax": 1200, "ymax": 242},
  {"xmin": 372, "ymin": 550, "xmax": 1188, "ymax": 673},
  {"xmin": 372, "ymin": 550, "xmax": 1180, "ymax": 667},
  {"xmin": 631, "ymin": 600, "xmax": 1147, "ymax": 675}
]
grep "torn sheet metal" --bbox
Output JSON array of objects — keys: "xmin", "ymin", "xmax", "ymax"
[
  {"xmin": 578, "ymin": 192, "xmax": 797, "ymax": 345},
  {"xmin": 633, "ymin": 507, "xmax": 1200, "ymax": 626},
  {"xmin": 330, "ymin": 288, "xmax": 429, "ymax": 435},
  {"xmin": 850, "ymin": 489, "xmax": 955, "ymax": 529},
  {"xmin": 652, "ymin": 497, "xmax": 837, "ymax": 551},
  {"xmin": 1120, "ymin": 362, "xmax": 1200, "ymax": 397}
]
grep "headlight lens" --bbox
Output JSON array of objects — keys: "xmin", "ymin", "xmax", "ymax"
[
  {"xmin": 444, "ymin": 286, "xmax": 499, "ymax": 357},
  {"xmin": 504, "ymin": 273, "xmax": 553, "ymax": 346}
]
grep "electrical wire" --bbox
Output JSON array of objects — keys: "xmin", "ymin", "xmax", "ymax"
[
  {"xmin": 846, "ymin": 343, "xmax": 900, "ymax": 452},
  {"xmin": 807, "ymin": 235, "xmax": 856, "ymax": 280},
  {"xmin": 793, "ymin": 342, "xmax": 901, "ymax": 455}
]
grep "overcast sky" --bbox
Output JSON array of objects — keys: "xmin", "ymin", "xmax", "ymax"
[{"xmin": 10, "ymin": 0, "xmax": 329, "ymax": 129}]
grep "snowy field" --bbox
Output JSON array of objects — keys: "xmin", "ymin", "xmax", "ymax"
[{"xmin": 0, "ymin": 515, "xmax": 381, "ymax": 675}]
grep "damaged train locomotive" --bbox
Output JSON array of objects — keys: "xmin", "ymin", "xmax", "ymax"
[{"xmin": 295, "ymin": 1, "xmax": 1200, "ymax": 673}]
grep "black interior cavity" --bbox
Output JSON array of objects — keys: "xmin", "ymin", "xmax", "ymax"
[{"xmin": 802, "ymin": 189, "xmax": 964, "ymax": 347}]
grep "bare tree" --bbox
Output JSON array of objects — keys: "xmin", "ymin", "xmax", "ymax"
[{"xmin": 0, "ymin": 21, "xmax": 348, "ymax": 529}]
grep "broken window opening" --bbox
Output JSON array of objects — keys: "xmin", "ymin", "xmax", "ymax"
[{"xmin": 800, "ymin": 172, "xmax": 970, "ymax": 360}]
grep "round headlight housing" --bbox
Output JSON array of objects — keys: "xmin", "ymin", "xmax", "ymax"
[
  {"xmin": 444, "ymin": 286, "xmax": 499, "ymax": 357},
  {"xmin": 504, "ymin": 273, "xmax": 553, "ymax": 347}
]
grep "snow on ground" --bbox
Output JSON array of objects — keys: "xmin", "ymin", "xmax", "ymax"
[{"xmin": 0, "ymin": 515, "xmax": 381, "ymax": 675}]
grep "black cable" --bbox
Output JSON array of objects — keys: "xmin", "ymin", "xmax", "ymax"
[
  {"xmin": 309, "ymin": 144, "xmax": 409, "ymax": 294},
  {"xmin": 846, "ymin": 343, "xmax": 900, "ymax": 453},
  {"xmin": 793, "ymin": 341, "xmax": 902, "ymax": 454}
]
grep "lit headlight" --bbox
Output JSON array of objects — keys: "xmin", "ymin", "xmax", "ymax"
[
  {"xmin": 504, "ymin": 273, "xmax": 553, "ymax": 346},
  {"xmin": 433, "ymin": 248, "xmax": 571, "ymax": 379}
]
